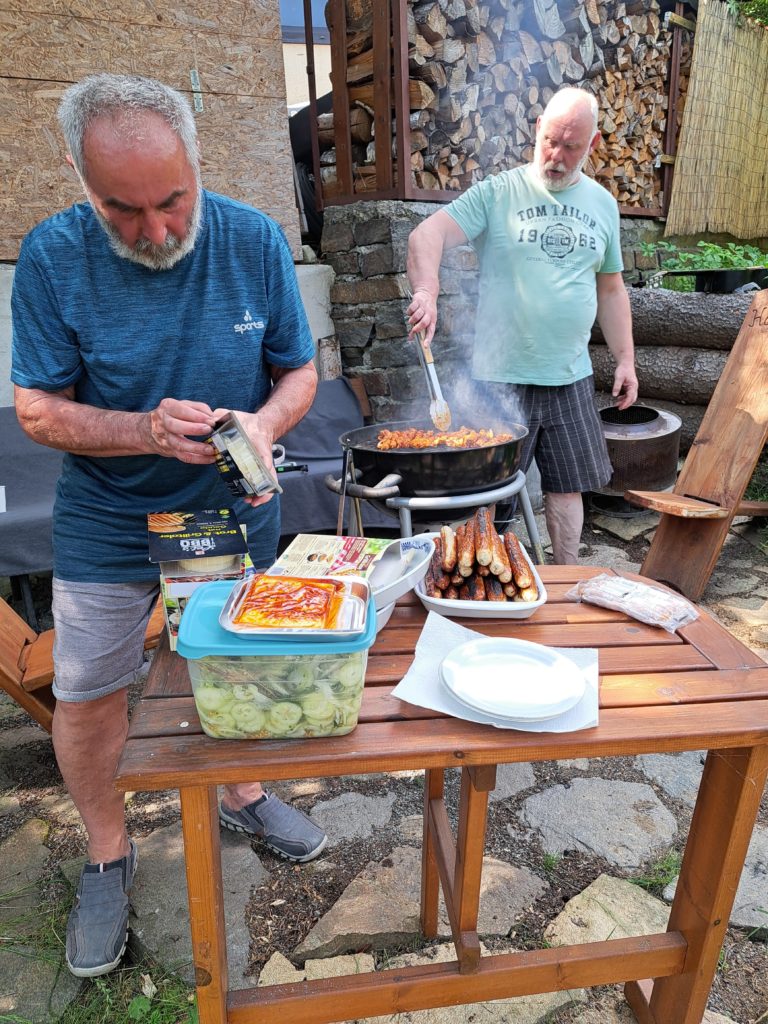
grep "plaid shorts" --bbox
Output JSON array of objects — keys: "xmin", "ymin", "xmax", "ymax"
[{"xmin": 481, "ymin": 375, "xmax": 611, "ymax": 494}]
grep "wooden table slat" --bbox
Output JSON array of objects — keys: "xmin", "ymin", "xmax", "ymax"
[
  {"xmin": 365, "ymin": 645, "xmax": 712, "ymax": 684},
  {"xmin": 117, "ymin": 698, "xmax": 768, "ymax": 790},
  {"xmin": 127, "ymin": 668, "xmax": 768, "ymax": 741}
]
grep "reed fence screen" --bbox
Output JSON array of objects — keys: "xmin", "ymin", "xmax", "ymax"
[{"xmin": 666, "ymin": 0, "xmax": 768, "ymax": 238}]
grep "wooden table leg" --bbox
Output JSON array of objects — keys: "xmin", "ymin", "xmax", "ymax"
[
  {"xmin": 453, "ymin": 765, "xmax": 497, "ymax": 973},
  {"xmin": 179, "ymin": 785, "xmax": 229, "ymax": 1024},
  {"xmin": 625, "ymin": 745, "xmax": 768, "ymax": 1024},
  {"xmin": 421, "ymin": 768, "xmax": 444, "ymax": 939}
]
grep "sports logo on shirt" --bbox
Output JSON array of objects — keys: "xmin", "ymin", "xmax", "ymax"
[
  {"xmin": 541, "ymin": 223, "xmax": 576, "ymax": 259},
  {"xmin": 234, "ymin": 309, "xmax": 265, "ymax": 334}
]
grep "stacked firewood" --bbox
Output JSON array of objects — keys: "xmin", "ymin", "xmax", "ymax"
[
  {"xmin": 320, "ymin": 0, "xmax": 692, "ymax": 208},
  {"xmin": 423, "ymin": 507, "xmax": 539, "ymax": 602}
]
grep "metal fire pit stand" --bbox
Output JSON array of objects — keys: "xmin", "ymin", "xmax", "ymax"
[{"xmin": 386, "ymin": 470, "xmax": 545, "ymax": 563}]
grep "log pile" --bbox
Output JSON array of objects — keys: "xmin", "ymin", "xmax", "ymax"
[{"xmin": 320, "ymin": 0, "xmax": 693, "ymax": 209}]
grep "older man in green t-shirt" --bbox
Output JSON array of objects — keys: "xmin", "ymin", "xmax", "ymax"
[{"xmin": 407, "ymin": 87, "xmax": 637, "ymax": 564}]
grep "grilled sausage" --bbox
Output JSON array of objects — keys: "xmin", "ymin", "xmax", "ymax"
[
  {"xmin": 458, "ymin": 583, "xmax": 471, "ymax": 600},
  {"xmin": 450, "ymin": 571, "xmax": 464, "ymax": 585},
  {"xmin": 430, "ymin": 537, "xmax": 451, "ymax": 590},
  {"xmin": 484, "ymin": 576, "xmax": 507, "ymax": 602},
  {"xmin": 503, "ymin": 531, "xmax": 534, "ymax": 589},
  {"xmin": 477, "ymin": 564, "xmax": 490, "ymax": 577},
  {"xmin": 440, "ymin": 525, "xmax": 457, "ymax": 572},
  {"xmin": 519, "ymin": 583, "xmax": 539, "ymax": 602},
  {"xmin": 473, "ymin": 506, "xmax": 494, "ymax": 566},
  {"xmin": 467, "ymin": 574, "xmax": 487, "ymax": 601},
  {"xmin": 489, "ymin": 527, "xmax": 512, "ymax": 582},
  {"xmin": 422, "ymin": 562, "xmax": 441, "ymax": 598},
  {"xmin": 444, "ymin": 585, "xmax": 460, "ymax": 600},
  {"xmin": 503, "ymin": 581, "xmax": 519, "ymax": 599},
  {"xmin": 457, "ymin": 520, "xmax": 476, "ymax": 576}
]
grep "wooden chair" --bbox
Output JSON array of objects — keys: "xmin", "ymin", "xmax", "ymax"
[
  {"xmin": 0, "ymin": 597, "xmax": 165, "ymax": 733},
  {"xmin": 626, "ymin": 288, "xmax": 768, "ymax": 601}
]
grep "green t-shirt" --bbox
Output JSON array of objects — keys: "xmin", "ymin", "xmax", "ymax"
[{"xmin": 446, "ymin": 164, "xmax": 623, "ymax": 385}]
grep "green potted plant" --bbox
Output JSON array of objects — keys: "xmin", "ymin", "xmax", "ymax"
[{"xmin": 640, "ymin": 240, "xmax": 768, "ymax": 293}]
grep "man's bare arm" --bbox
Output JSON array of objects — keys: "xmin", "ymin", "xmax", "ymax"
[
  {"xmin": 14, "ymin": 384, "xmax": 218, "ymax": 463},
  {"xmin": 406, "ymin": 210, "xmax": 468, "ymax": 344},
  {"xmin": 596, "ymin": 272, "xmax": 638, "ymax": 411}
]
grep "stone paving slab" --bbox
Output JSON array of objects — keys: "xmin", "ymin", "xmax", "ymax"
[
  {"xmin": 634, "ymin": 750, "xmax": 706, "ymax": 808},
  {"xmin": 295, "ymin": 845, "xmax": 547, "ymax": 961},
  {"xmin": 544, "ymin": 873, "xmax": 669, "ymax": 947},
  {"xmin": 518, "ymin": 777, "xmax": 678, "ymax": 868},
  {"xmin": 664, "ymin": 825, "xmax": 768, "ymax": 932}
]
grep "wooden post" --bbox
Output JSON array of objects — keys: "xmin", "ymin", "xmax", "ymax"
[
  {"xmin": 179, "ymin": 786, "xmax": 229, "ymax": 1024},
  {"xmin": 626, "ymin": 746, "xmax": 768, "ymax": 1023}
]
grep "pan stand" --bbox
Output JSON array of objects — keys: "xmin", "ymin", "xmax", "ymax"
[{"xmin": 386, "ymin": 470, "xmax": 545, "ymax": 563}]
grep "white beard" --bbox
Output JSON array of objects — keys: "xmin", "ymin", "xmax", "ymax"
[
  {"xmin": 92, "ymin": 190, "xmax": 203, "ymax": 271},
  {"xmin": 534, "ymin": 142, "xmax": 592, "ymax": 192}
]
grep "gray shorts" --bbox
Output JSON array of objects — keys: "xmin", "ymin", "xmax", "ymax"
[
  {"xmin": 51, "ymin": 578, "xmax": 160, "ymax": 702},
  {"xmin": 482, "ymin": 376, "xmax": 611, "ymax": 494}
]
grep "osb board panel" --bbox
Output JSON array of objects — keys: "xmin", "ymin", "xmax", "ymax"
[
  {"xmin": 0, "ymin": 0, "xmax": 280, "ymax": 37},
  {"xmin": 0, "ymin": 79, "xmax": 300, "ymax": 260},
  {"xmin": 0, "ymin": 12, "xmax": 287, "ymax": 98}
]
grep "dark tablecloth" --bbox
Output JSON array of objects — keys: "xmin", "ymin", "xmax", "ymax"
[
  {"xmin": 0, "ymin": 405, "xmax": 64, "ymax": 576},
  {"xmin": 0, "ymin": 382, "xmax": 392, "ymax": 578}
]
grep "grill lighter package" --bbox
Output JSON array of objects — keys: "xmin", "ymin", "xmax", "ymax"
[{"xmin": 207, "ymin": 413, "xmax": 282, "ymax": 499}]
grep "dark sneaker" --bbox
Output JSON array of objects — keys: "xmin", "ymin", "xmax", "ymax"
[
  {"xmin": 65, "ymin": 840, "xmax": 137, "ymax": 978},
  {"xmin": 219, "ymin": 792, "xmax": 327, "ymax": 863}
]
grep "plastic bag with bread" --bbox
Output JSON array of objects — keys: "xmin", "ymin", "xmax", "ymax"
[{"xmin": 565, "ymin": 574, "xmax": 698, "ymax": 633}]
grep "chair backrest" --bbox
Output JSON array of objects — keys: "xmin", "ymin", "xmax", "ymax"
[
  {"xmin": 637, "ymin": 288, "xmax": 768, "ymax": 600},
  {"xmin": 0, "ymin": 599, "xmax": 36, "ymax": 686},
  {"xmin": 674, "ymin": 291, "xmax": 768, "ymax": 510}
]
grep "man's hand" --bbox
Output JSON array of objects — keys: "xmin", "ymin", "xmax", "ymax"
[
  {"xmin": 147, "ymin": 398, "xmax": 218, "ymax": 463},
  {"xmin": 214, "ymin": 408, "xmax": 276, "ymax": 507},
  {"xmin": 407, "ymin": 288, "xmax": 438, "ymax": 345},
  {"xmin": 611, "ymin": 363, "xmax": 639, "ymax": 411}
]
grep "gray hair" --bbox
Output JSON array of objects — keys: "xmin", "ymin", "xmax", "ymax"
[
  {"xmin": 58, "ymin": 73, "xmax": 199, "ymax": 178},
  {"xmin": 544, "ymin": 86, "xmax": 599, "ymax": 134}
]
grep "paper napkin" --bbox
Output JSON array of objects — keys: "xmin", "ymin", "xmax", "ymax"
[{"xmin": 391, "ymin": 611, "xmax": 599, "ymax": 732}]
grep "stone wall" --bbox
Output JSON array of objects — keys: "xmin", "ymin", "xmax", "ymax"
[{"xmin": 322, "ymin": 201, "xmax": 751, "ymax": 450}]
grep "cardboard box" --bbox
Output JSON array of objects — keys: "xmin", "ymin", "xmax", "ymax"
[{"xmin": 147, "ymin": 508, "xmax": 254, "ymax": 650}]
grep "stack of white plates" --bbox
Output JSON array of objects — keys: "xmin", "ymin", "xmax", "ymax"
[{"xmin": 439, "ymin": 637, "xmax": 586, "ymax": 722}]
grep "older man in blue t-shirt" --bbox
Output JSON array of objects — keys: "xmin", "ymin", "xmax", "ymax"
[
  {"xmin": 407, "ymin": 87, "xmax": 638, "ymax": 565},
  {"xmin": 11, "ymin": 73, "xmax": 326, "ymax": 979}
]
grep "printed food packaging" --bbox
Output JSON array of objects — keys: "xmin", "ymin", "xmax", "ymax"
[
  {"xmin": 177, "ymin": 580, "xmax": 377, "ymax": 740},
  {"xmin": 146, "ymin": 508, "xmax": 253, "ymax": 651}
]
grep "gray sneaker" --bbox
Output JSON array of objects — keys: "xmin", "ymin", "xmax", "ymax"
[
  {"xmin": 219, "ymin": 792, "xmax": 327, "ymax": 863},
  {"xmin": 65, "ymin": 839, "xmax": 138, "ymax": 978}
]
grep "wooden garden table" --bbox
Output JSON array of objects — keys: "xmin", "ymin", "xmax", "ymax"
[{"xmin": 115, "ymin": 565, "xmax": 768, "ymax": 1024}]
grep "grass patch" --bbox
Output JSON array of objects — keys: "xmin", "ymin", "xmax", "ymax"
[
  {"xmin": 0, "ymin": 877, "xmax": 196, "ymax": 1024},
  {"xmin": 541, "ymin": 852, "xmax": 562, "ymax": 873},
  {"xmin": 630, "ymin": 850, "xmax": 682, "ymax": 896},
  {"xmin": 60, "ymin": 967, "xmax": 197, "ymax": 1024}
]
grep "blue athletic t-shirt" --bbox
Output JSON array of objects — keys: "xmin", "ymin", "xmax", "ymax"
[{"xmin": 11, "ymin": 190, "xmax": 315, "ymax": 581}]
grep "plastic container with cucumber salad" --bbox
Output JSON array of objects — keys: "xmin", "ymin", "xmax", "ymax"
[{"xmin": 177, "ymin": 581, "xmax": 377, "ymax": 740}]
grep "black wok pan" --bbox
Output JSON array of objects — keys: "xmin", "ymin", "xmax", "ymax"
[{"xmin": 339, "ymin": 420, "xmax": 529, "ymax": 498}]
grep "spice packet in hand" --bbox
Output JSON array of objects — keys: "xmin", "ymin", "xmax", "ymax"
[{"xmin": 565, "ymin": 574, "xmax": 698, "ymax": 633}]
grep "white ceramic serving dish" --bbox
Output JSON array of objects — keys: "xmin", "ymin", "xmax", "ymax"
[
  {"xmin": 375, "ymin": 601, "xmax": 396, "ymax": 633},
  {"xmin": 414, "ymin": 532, "xmax": 546, "ymax": 619},
  {"xmin": 369, "ymin": 535, "xmax": 435, "ymax": 610}
]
